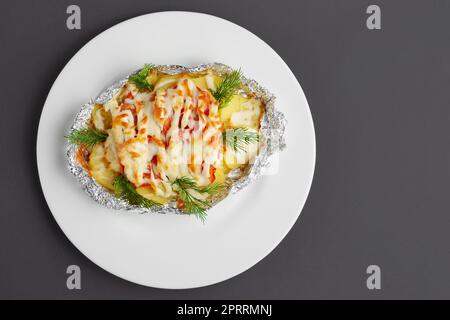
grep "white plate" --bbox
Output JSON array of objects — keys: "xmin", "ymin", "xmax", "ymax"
[{"xmin": 36, "ymin": 11, "xmax": 315, "ymax": 289}]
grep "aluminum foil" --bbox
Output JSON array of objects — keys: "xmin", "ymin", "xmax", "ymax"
[{"xmin": 66, "ymin": 63, "xmax": 286, "ymax": 215}]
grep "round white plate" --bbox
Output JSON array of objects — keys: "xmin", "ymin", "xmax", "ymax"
[{"xmin": 37, "ymin": 11, "xmax": 315, "ymax": 289}]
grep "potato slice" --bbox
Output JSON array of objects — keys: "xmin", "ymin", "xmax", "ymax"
[
  {"xmin": 92, "ymin": 104, "xmax": 112, "ymax": 131},
  {"xmin": 191, "ymin": 74, "xmax": 222, "ymax": 91},
  {"xmin": 223, "ymin": 127, "xmax": 259, "ymax": 170},
  {"xmin": 136, "ymin": 186, "xmax": 171, "ymax": 204},
  {"xmin": 224, "ymin": 147, "xmax": 241, "ymax": 170},
  {"xmin": 190, "ymin": 76, "xmax": 207, "ymax": 89},
  {"xmin": 219, "ymin": 95, "xmax": 263, "ymax": 129},
  {"xmin": 230, "ymin": 99, "xmax": 262, "ymax": 128},
  {"xmin": 219, "ymin": 95, "xmax": 248, "ymax": 124},
  {"xmin": 154, "ymin": 74, "xmax": 182, "ymax": 91},
  {"xmin": 89, "ymin": 144, "xmax": 117, "ymax": 190},
  {"xmin": 146, "ymin": 69, "xmax": 159, "ymax": 87},
  {"xmin": 213, "ymin": 165, "xmax": 227, "ymax": 184}
]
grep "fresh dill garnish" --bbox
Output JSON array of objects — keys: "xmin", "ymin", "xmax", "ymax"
[
  {"xmin": 129, "ymin": 64, "xmax": 155, "ymax": 91},
  {"xmin": 173, "ymin": 176, "xmax": 222, "ymax": 194},
  {"xmin": 222, "ymin": 127, "xmax": 259, "ymax": 153},
  {"xmin": 197, "ymin": 182, "xmax": 223, "ymax": 195},
  {"xmin": 177, "ymin": 188, "xmax": 210, "ymax": 223},
  {"xmin": 113, "ymin": 175, "xmax": 160, "ymax": 208},
  {"xmin": 66, "ymin": 128, "xmax": 108, "ymax": 147},
  {"xmin": 171, "ymin": 176, "xmax": 222, "ymax": 222},
  {"xmin": 210, "ymin": 69, "xmax": 242, "ymax": 109}
]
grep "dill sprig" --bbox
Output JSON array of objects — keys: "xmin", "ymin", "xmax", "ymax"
[
  {"xmin": 171, "ymin": 176, "xmax": 222, "ymax": 222},
  {"xmin": 177, "ymin": 188, "xmax": 210, "ymax": 222},
  {"xmin": 66, "ymin": 128, "xmax": 108, "ymax": 147},
  {"xmin": 210, "ymin": 69, "xmax": 242, "ymax": 109},
  {"xmin": 198, "ymin": 182, "xmax": 223, "ymax": 195},
  {"xmin": 222, "ymin": 127, "xmax": 259, "ymax": 152},
  {"xmin": 129, "ymin": 64, "xmax": 155, "ymax": 91},
  {"xmin": 113, "ymin": 175, "xmax": 160, "ymax": 208}
]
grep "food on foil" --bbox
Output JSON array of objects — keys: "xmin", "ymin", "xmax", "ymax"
[{"xmin": 67, "ymin": 63, "xmax": 284, "ymax": 221}]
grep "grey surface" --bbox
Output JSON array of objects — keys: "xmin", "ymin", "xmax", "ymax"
[{"xmin": 1, "ymin": 0, "xmax": 449, "ymax": 299}]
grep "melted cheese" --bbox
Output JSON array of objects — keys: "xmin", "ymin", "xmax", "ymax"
[
  {"xmin": 103, "ymin": 78, "xmax": 225, "ymax": 197},
  {"xmin": 91, "ymin": 73, "xmax": 264, "ymax": 201}
]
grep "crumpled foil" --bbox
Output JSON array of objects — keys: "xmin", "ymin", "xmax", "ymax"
[{"xmin": 66, "ymin": 63, "xmax": 286, "ymax": 215}]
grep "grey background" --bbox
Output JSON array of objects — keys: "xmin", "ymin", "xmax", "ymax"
[{"xmin": 1, "ymin": 0, "xmax": 449, "ymax": 299}]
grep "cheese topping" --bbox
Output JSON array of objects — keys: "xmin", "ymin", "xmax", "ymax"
[
  {"xmin": 87, "ymin": 70, "xmax": 265, "ymax": 206},
  {"xmin": 102, "ymin": 78, "xmax": 225, "ymax": 197}
]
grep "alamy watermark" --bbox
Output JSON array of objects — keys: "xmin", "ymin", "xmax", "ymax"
[
  {"xmin": 66, "ymin": 5, "xmax": 81, "ymax": 30},
  {"xmin": 366, "ymin": 5, "xmax": 381, "ymax": 30},
  {"xmin": 366, "ymin": 265, "xmax": 381, "ymax": 290},
  {"xmin": 66, "ymin": 265, "xmax": 81, "ymax": 290}
]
